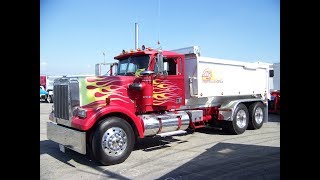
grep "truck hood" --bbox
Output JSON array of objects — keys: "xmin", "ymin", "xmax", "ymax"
[{"xmin": 78, "ymin": 76, "xmax": 136, "ymax": 108}]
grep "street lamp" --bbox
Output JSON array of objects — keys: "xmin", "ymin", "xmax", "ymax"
[{"xmin": 103, "ymin": 51, "xmax": 106, "ymax": 64}]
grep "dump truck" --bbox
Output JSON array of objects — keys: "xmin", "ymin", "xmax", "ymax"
[{"xmin": 47, "ymin": 46, "xmax": 273, "ymax": 165}]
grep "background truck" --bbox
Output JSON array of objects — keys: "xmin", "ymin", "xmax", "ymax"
[
  {"xmin": 47, "ymin": 46, "xmax": 273, "ymax": 165},
  {"xmin": 40, "ymin": 75, "xmax": 62, "ymax": 103},
  {"xmin": 41, "ymin": 75, "xmax": 94, "ymax": 103},
  {"xmin": 268, "ymin": 63, "xmax": 280, "ymax": 114},
  {"xmin": 40, "ymin": 86, "xmax": 49, "ymax": 102}
]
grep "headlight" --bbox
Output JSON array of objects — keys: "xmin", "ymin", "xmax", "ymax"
[{"xmin": 77, "ymin": 108, "xmax": 87, "ymax": 118}]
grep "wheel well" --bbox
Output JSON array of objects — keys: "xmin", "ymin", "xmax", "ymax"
[
  {"xmin": 88, "ymin": 112, "xmax": 140, "ymax": 140},
  {"xmin": 242, "ymin": 101, "xmax": 262, "ymax": 111}
]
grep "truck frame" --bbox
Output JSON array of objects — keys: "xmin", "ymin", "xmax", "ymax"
[{"xmin": 47, "ymin": 46, "xmax": 273, "ymax": 165}]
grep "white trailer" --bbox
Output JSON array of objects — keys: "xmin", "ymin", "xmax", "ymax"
[{"xmin": 172, "ymin": 46, "xmax": 272, "ymax": 131}]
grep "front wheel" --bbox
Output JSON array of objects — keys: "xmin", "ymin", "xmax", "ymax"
[{"xmin": 91, "ymin": 117, "xmax": 135, "ymax": 165}]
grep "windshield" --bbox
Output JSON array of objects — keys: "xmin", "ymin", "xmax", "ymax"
[{"xmin": 117, "ymin": 55, "xmax": 150, "ymax": 76}]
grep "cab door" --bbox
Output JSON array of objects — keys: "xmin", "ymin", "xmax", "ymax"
[{"xmin": 153, "ymin": 56, "xmax": 185, "ymax": 110}]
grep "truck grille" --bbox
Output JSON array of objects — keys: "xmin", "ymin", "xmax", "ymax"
[{"xmin": 54, "ymin": 84, "xmax": 70, "ymax": 120}]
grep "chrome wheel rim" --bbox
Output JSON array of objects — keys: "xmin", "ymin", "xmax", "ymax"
[
  {"xmin": 236, "ymin": 110, "xmax": 247, "ymax": 128},
  {"xmin": 255, "ymin": 107, "xmax": 264, "ymax": 124},
  {"xmin": 101, "ymin": 127, "xmax": 127, "ymax": 156}
]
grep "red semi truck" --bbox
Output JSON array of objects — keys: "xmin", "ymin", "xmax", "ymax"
[
  {"xmin": 47, "ymin": 46, "xmax": 273, "ymax": 165},
  {"xmin": 268, "ymin": 63, "xmax": 280, "ymax": 114}
]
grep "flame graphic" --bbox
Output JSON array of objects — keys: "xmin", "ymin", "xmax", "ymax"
[
  {"xmin": 153, "ymin": 79, "xmax": 181, "ymax": 105},
  {"xmin": 85, "ymin": 77, "xmax": 130, "ymax": 103}
]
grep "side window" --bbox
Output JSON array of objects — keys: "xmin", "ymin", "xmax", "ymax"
[
  {"xmin": 154, "ymin": 57, "xmax": 178, "ymax": 75},
  {"xmin": 164, "ymin": 58, "xmax": 177, "ymax": 75}
]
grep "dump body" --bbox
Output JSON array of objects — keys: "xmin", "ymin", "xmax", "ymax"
[{"xmin": 172, "ymin": 47, "xmax": 271, "ymax": 108}]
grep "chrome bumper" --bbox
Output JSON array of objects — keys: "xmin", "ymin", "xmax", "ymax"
[{"xmin": 47, "ymin": 122, "xmax": 86, "ymax": 154}]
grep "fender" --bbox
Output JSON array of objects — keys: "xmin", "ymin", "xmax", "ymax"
[
  {"xmin": 71, "ymin": 105, "xmax": 144, "ymax": 138},
  {"xmin": 218, "ymin": 99, "xmax": 267, "ymax": 122}
]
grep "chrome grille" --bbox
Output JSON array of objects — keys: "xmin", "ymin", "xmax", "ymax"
[{"xmin": 54, "ymin": 84, "xmax": 69, "ymax": 120}]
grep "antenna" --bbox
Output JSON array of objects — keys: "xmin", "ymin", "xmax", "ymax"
[
  {"xmin": 135, "ymin": 22, "xmax": 139, "ymax": 49},
  {"xmin": 157, "ymin": 0, "xmax": 161, "ymax": 49}
]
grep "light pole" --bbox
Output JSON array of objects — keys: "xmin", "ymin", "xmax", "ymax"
[{"xmin": 103, "ymin": 51, "xmax": 106, "ymax": 64}]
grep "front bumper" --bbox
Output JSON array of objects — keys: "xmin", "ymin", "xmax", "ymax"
[{"xmin": 47, "ymin": 122, "xmax": 86, "ymax": 154}]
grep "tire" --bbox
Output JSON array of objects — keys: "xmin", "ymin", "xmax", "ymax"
[
  {"xmin": 91, "ymin": 117, "xmax": 135, "ymax": 165},
  {"xmin": 41, "ymin": 95, "xmax": 47, "ymax": 102},
  {"xmin": 225, "ymin": 103, "xmax": 249, "ymax": 135},
  {"xmin": 248, "ymin": 102, "xmax": 264, "ymax": 130},
  {"xmin": 47, "ymin": 95, "xmax": 53, "ymax": 103}
]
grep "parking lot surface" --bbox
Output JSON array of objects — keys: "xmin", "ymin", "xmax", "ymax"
[{"xmin": 40, "ymin": 102, "xmax": 280, "ymax": 180}]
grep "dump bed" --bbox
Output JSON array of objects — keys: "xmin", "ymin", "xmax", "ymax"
[{"xmin": 172, "ymin": 46, "xmax": 271, "ymax": 100}]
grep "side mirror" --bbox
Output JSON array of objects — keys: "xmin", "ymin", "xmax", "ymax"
[
  {"xmin": 269, "ymin": 70, "xmax": 274, "ymax": 77},
  {"xmin": 157, "ymin": 51, "xmax": 164, "ymax": 73}
]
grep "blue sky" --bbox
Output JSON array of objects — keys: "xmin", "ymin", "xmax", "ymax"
[{"xmin": 40, "ymin": 0, "xmax": 279, "ymax": 75}]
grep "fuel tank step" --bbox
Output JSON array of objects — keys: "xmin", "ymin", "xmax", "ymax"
[{"xmin": 156, "ymin": 130, "xmax": 187, "ymax": 137}]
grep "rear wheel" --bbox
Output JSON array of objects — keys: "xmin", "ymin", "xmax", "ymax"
[
  {"xmin": 225, "ymin": 103, "xmax": 249, "ymax": 135},
  {"xmin": 91, "ymin": 117, "xmax": 135, "ymax": 165},
  {"xmin": 248, "ymin": 102, "xmax": 264, "ymax": 130}
]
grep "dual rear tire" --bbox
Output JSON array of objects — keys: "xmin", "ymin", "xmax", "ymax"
[{"xmin": 225, "ymin": 102, "xmax": 265, "ymax": 135}]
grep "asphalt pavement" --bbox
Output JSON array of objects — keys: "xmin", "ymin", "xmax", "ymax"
[{"xmin": 40, "ymin": 102, "xmax": 280, "ymax": 180}]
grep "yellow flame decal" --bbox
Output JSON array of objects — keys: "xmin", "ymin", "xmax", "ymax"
[
  {"xmin": 153, "ymin": 79, "xmax": 181, "ymax": 105},
  {"xmin": 83, "ymin": 77, "xmax": 130, "ymax": 105}
]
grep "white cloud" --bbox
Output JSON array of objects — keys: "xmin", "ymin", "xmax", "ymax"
[{"xmin": 41, "ymin": 62, "xmax": 48, "ymax": 66}]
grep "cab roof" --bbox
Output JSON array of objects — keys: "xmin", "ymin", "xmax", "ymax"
[{"xmin": 114, "ymin": 49, "xmax": 181, "ymax": 60}]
